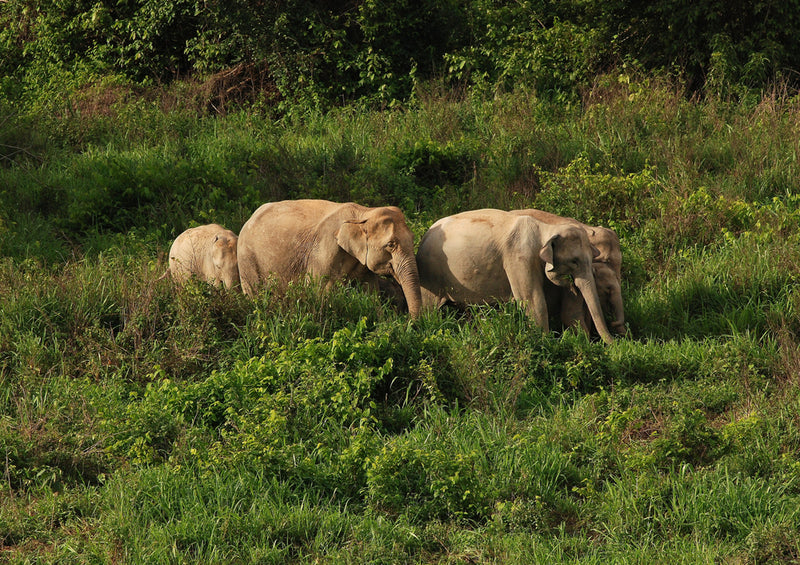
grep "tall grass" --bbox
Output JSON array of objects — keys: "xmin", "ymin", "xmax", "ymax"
[{"xmin": 2, "ymin": 76, "xmax": 800, "ymax": 563}]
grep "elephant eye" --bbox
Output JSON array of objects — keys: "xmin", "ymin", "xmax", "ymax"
[{"xmin": 386, "ymin": 240, "xmax": 397, "ymax": 251}]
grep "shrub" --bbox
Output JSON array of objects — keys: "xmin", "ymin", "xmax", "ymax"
[
  {"xmin": 366, "ymin": 409, "xmax": 583, "ymax": 527},
  {"xmin": 388, "ymin": 138, "xmax": 479, "ymax": 212},
  {"xmin": 445, "ymin": 2, "xmax": 605, "ymax": 102},
  {"xmin": 531, "ymin": 155, "xmax": 659, "ymax": 230},
  {"xmin": 125, "ymin": 316, "xmax": 456, "ymax": 486}
]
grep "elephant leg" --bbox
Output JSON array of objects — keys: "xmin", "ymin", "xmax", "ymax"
[
  {"xmin": 560, "ymin": 288, "xmax": 589, "ymax": 333},
  {"xmin": 375, "ymin": 276, "xmax": 407, "ymax": 311},
  {"xmin": 335, "ymin": 268, "xmax": 408, "ymax": 312},
  {"xmin": 506, "ymin": 269, "xmax": 549, "ymax": 332},
  {"xmin": 420, "ymin": 286, "xmax": 445, "ymax": 311},
  {"xmin": 237, "ymin": 254, "xmax": 257, "ymax": 296},
  {"xmin": 544, "ymin": 281, "xmax": 563, "ymax": 330}
]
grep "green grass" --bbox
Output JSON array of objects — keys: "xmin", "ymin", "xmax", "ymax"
[{"xmin": 2, "ymin": 76, "xmax": 800, "ymax": 563}]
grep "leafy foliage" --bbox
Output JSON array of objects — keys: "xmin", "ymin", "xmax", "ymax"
[
  {"xmin": 3, "ymin": 0, "xmax": 800, "ymax": 114},
  {"xmin": 3, "ymin": 72, "xmax": 800, "ymax": 562}
]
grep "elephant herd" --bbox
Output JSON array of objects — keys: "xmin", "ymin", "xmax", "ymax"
[{"xmin": 163, "ymin": 199, "xmax": 626, "ymax": 343}]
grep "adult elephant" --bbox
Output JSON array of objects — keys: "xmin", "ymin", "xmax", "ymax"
[
  {"xmin": 237, "ymin": 199, "xmax": 422, "ymax": 318},
  {"xmin": 510, "ymin": 209, "xmax": 625, "ymax": 335},
  {"xmin": 416, "ymin": 208, "xmax": 614, "ymax": 344}
]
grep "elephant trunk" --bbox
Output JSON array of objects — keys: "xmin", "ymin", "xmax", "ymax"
[
  {"xmin": 394, "ymin": 253, "xmax": 422, "ymax": 318},
  {"xmin": 576, "ymin": 277, "xmax": 615, "ymax": 344},
  {"xmin": 223, "ymin": 270, "xmax": 241, "ymax": 292}
]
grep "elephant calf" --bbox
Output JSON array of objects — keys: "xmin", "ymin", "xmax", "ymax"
[
  {"xmin": 552, "ymin": 261, "xmax": 623, "ymax": 338},
  {"xmin": 163, "ymin": 223, "xmax": 240, "ymax": 290}
]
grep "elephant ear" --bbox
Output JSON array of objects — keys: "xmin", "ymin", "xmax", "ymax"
[
  {"xmin": 336, "ymin": 220, "xmax": 369, "ymax": 265},
  {"xmin": 539, "ymin": 234, "xmax": 558, "ymax": 266}
]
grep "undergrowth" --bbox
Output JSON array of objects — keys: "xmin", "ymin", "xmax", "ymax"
[{"xmin": 2, "ymin": 78, "xmax": 800, "ymax": 563}]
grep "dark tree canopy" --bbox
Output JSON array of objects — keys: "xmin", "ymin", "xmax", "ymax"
[{"xmin": 1, "ymin": 0, "xmax": 798, "ymax": 109}]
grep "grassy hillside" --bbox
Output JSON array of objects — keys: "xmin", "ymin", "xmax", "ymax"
[{"xmin": 2, "ymin": 76, "xmax": 800, "ymax": 563}]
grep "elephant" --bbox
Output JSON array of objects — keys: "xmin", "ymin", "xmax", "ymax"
[
  {"xmin": 552, "ymin": 262, "xmax": 623, "ymax": 338},
  {"xmin": 589, "ymin": 262, "xmax": 624, "ymax": 335},
  {"xmin": 510, "ymin": 209, "xmax": 625, "ymax": 336},
  {"xmin": 416, "ymin": 208, "xmax": 615, "ymax": 344},
  {"xmin": 163, "ymin": 223, "xmax": 240, "ymax": 289},
  {"xmin": 237, "ymin": 199, "xmax": 422, "ymax": 318}
]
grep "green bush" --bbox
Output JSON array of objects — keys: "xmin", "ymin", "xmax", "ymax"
[
  {"xmin": 366, "ymin": 433, "xmax": 492, "ymax": 522},
  {"xmin": 366, "ymin": 409, "xmax": 583, "ymax": 526},
  {"xmin": 531, "ymin": 155, "xmax": 659, "ymax": 231},
  {"xmin": 110, "ymin": 314, "xmax": 454, "ymax": 482},
  {"xmin": 5, "ymin": 0, "xmax": 799, "ymax": 115},
  {"xmin": 3, "ymin": 80, "xmax": 800, "ymax": 563},
  {"xmin": 446, "ymin": 2, "xmax": 604, "ymax": 101},
  {"xmin": 388, "ymin": 138, "xmax": 479, "ymax": 212}
]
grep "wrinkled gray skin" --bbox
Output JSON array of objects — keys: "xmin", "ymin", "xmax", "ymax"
[
  {"xmin": 417, "ymin": 208, "xmax": 614, "ymax": 344},
  {"xmin": 511, "ymin": 209, "xmax": 625, "ymax": 336},
  {"xmin": 237, "ymin": 199, "xmax": 422, "ymax": 318},
  {"xmin": 165, "ymin": 223, "xmax": 240, "ymax": 289}
]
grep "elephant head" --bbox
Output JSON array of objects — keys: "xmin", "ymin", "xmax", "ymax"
[
  {"xmin": 211, "ymin": 232, "xmax": 240, "ymax": 289},
  {"xmin": 588, "ymin": 226, "xmax": 622, "ymax": 275},
  {"xmin": 538, "ymin": 226, "xmax": 599, "ymax": 288},
  {"xmin": 538, "ymin": 225, "xmax": 615, "ymax": 344},
  {"xmin": 336, "ymin": 206, "xmax": 422, "ymax": 317}
]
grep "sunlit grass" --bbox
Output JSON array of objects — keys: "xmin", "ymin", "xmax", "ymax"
[{"xmin": 2, "ymin": 80, "xmax": 800, "ymax": 563}]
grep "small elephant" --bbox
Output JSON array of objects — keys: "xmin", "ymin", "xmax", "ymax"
[
  {"xmin": 416, "ymin": 208, "xmax": 615, "ymax": 344},
  {"xmin": 163, "ymin": 224, "xmax": 240, "ymax": 289},
  {"xmin": 511, "ymin": 209, "xmax": 625, "ymax": 335},
  {"xmin": 237, "ymin": 199, "xmax": 422, "ymax": 317},
  {"xmin": 590, "ymin": 262, "xmax": 624, "ymax": 335},
  {"xmin": 553, "ymin": 262, "xmax": 623, "ymax": 337}
]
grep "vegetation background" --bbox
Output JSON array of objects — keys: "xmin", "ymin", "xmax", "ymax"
[{"xmin": 2, "ymin": 0, "xmax": 800, "ymax": 562}]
